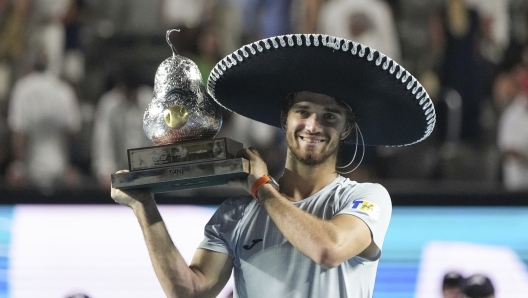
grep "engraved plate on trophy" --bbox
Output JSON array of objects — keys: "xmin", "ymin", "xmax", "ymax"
[
  {"xmin": 111, "ymin": 29, "xmax": 249, "ymax": 193},
  {"xmin": 127, "ymin": 138, "xmax": 243, "ymax": 171}
]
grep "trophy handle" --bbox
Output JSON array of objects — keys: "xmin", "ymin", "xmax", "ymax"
[{"xmin": 166, "ymin": 29, "xmax": 181, "ymax": 57}]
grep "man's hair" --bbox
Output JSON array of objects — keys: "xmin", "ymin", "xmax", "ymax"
[
  {"xmin": 442, "ymin": 271, "xmax": 464, "ymax": 290},
  {"xmin": 281, "ymin": 92, "xmax": 356, "ymax": 133}
]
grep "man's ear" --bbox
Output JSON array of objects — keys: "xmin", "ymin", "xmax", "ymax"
[{"xmin": 340, "ymin": 124, "xmax": 353, "ymax": 140}]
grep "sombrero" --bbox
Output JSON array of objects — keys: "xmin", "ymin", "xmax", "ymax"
[{"xmin": 206, "ymin": 34, "xmax": 435, "ymax": 147}]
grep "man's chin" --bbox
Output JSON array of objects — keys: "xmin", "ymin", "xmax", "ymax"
[{"xmin": 291, "ymin": 152, "xmax": 329, "ymax": 166}]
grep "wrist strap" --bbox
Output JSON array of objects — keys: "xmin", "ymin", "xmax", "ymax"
[{"xmin": 251, "ymin": 175, "xmax": 271, "ymax": 202}]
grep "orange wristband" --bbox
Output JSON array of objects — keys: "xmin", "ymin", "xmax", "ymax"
[{"xmin": 251, "ymin": 175, "xmax": 271, "ymax": 202}]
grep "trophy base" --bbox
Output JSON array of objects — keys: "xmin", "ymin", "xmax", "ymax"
[{"xmin": 111, "ymin": 158, "xmax": 249, "ymax": 193}]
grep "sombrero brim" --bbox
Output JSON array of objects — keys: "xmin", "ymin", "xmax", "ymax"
[{"xmin": 207, "ymin": 34, "xmax": 435, "ymax": 146}]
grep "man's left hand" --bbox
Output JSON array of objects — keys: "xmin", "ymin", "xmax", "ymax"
[{"xmin": 229, "ymin": 147, "xmax": 269, "ymax": 194}]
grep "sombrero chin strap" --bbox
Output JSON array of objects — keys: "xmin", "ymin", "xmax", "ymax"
[{"xmin": 336, "ymin": 124, "xmax": 365, "ymax": 175}]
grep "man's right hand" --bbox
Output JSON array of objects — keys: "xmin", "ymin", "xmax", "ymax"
[{"xmin": 110, "ymin": 170, "xmax": 154, "ymax": 209}]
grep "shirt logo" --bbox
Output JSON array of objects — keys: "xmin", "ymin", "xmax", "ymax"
[
  {"xmin": 351, "ymin": 200, "xmax": 380, "ymax": 221},
  {"xmin": 243, "ymin": 239, "xmax": 263, "ymax": 250}
]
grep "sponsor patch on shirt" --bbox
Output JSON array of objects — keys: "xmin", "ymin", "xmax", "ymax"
[{"xmin": 350, "ymin": 200, "xmax": 380, "ymax": 221}]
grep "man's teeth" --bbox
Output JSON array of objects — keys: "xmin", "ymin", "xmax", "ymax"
[{"xmin": 300, "ymin": 136, "xmax": 324, "ymax": 143}]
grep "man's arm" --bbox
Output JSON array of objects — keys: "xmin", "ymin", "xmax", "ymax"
[
  {"xmin": 111, "ymin": 177, "xmax": 233, "ymax": 298},
  {"xmin": 258, "ymin": 185, "xmax": 375, "ymax": 269},
  {"xmin": 236, "ymin": 149, "xmax": 375, "ymax": 269}
]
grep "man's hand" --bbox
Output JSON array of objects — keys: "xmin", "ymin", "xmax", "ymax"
[
  {"xmin": 231, "ymin": 147, "xmax": 269, "ymax": 194},
  {"xmin": 111, "ymin": 170, "xmax": 154, "ymax": 209}
]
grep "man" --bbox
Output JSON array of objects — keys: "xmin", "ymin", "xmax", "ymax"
[
  {"xmin": 7, "ymin": 48, "xmax": 81, "ymax": 191},
  {"xmin": 112, "ymin": 33, "xmax": 435, "ymax": 297},
  {"xmin": 442, "ymin": 271, "xmax": 464, "ymax": 298}
]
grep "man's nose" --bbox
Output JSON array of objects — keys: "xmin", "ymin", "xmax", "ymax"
[{"xmin": 304, "ymin": 114, "xmax": 322, "ymax": 132}]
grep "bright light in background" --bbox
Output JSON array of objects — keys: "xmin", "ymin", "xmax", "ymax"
[
  {"xmin": 416, "ymin": 241, "xmax": 528, "ymax": 298},
  {"xmin": 7, "ymin": 205, "xmax": 233, "ymax": 298},
  {"xmin": 1, "ymin": 206, "xmax": 527, "ymax": 298}
]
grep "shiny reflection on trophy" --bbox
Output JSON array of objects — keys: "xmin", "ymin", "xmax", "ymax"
[{"xmin": 111, "ymin": 29, "xmax": 249, "ymax": 193}]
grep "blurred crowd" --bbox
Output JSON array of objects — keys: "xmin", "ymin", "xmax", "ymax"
[{"xmin": 0, "ymin": 0, "xmax": 528, "ymax": 194}]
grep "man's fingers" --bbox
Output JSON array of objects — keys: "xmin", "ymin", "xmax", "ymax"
[{"xmin": 236, "ymin": 147, "xmax": 261, "ymax": 159}]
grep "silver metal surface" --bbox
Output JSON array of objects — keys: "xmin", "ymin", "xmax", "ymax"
[
  {"xmin": 143, "ymin": 29, "xmax": 222, "ymax": 145},
  {"xmin": 127, "ymin": 138, "xmax": 243, "ymax": 171},
  {"xmin": 112, "ymin": 158, "xmax": 249, "ymax": 193}
]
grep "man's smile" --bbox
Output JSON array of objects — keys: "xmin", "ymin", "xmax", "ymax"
[{"xmin": 299, "ymin": 135, "xmax": 326, "ymax": 143}]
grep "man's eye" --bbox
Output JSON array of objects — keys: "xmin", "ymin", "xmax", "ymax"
[
  {"xmin": 324, "ymin": 114, "xmax": 337, "ymax": 120},
  {"xmin": 296, "ymin": 110, "xmax": 309, "ymax": 116}
]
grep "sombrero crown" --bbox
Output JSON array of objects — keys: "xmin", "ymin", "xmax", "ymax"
[{"xmin": 207, "ymin": 34, "xmax": 435, "ymax": 147}]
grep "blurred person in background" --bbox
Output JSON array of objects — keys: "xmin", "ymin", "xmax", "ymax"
[
  {"xmin": 6, "ymin": 48, "xmax": 81, "ymax": 192},
  {"xmin": 461, "ymin": 274, "xmax": 495, "ymax": 298},
  {"xmin": 430, "ymin": 0, "xmax": 481, "ymax": 142},
  {"xmin": 242, "ymin": 0, "xmax": 293, "ymax": 41},
  {"xmin": 0, "ymin": 0, "xmax": 32, "ymax": 182},
  {"xmin": 442, "ymin": 271, "xmax": 464, "ymax": 298},
  {"xmin": 91, "ymin": 65, "xmax": 152, "ymax": 189},
  {"xmin": 496, "ymin": 53, "xmax": 528, "ymax": 191},
  {"xmin": 193, "ymin": 25, "xmax": 223, "ymax": 80},
  {"xmin": 317, "ymin": 0, "xmax": 401, "ymax": 62},
  {"xmin": 25, "ymin": 0, "xmax": 72, "ymax": 77}
]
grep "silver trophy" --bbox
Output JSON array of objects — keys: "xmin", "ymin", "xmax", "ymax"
[{"xmin": 111, "ymin": 29, "xmax": 248, "ymax": 193}]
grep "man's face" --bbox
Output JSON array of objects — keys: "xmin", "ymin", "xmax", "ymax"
[
  {"xmin": 442, "ymin": 287, "xmax": 461, "ymax": 298},
  {"xmin": 284, "ymin": 92, "xmax": 351, "ymax": 166}
]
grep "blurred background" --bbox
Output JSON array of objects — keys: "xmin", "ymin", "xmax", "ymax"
[{"xmin": 0, "ymin": 0, "xmax": 527, "ymax": 297}]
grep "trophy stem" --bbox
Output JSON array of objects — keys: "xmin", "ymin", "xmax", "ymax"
[{"xmin": 166, "ymin": 29, "xmax": 181, "ymax": 57}]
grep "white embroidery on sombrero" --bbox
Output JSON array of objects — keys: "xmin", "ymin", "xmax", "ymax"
[
  {"xmin": 296, "ymin": 34, "xmax": 302, "ymax": 46},
  {"xmin": 313, "ymin": 34, "xmax": 320, "ymax": 46},
  {"xmin": 271, "ymin": 38, "xmax": 278, "ymax": 49},
  {"xmin": 358, "ymin": 45, "xmax": 366, "ymax": 57},
  {"xmin": 407, "ymin": 77, "xmax": 416, "ymax": 90},
  {"xmin": 279, "ymin": 36, "xmax": 286, "ymax": 47},
  {"xmin": 425, "ymin": 106, "xmax": 434, "ymax": 115},
  {"xmin": 351, "ymin": 41, "xmax": 359, "ymax": 55},
  {"xmin": 255, "ymin": 42, "xmax": 263, "ymax": 52},
  {"xmin": 382, "ymin": 57, "xmax": 391, "ymax": 70},
  {"xmin": 342, "ymin": 40, "xmax": 349, "ymax": 52},
  {"xmin": 263, "ymin": 39, "xmax": 271, "ymax": 50},
  {"xmin": 390, "ymin": 61, "xmax": 397, "ymax": 74},
  {"xmin": 303, "ymin": 34, "xmax": 311, "ymax": 46},
  {"xmin": 396, "ymin": 67, "xmax": 405, "ymax": 80},
  {"xmin": 248, "ymin": 44, "xmax": 256, "ymax": 55},
  {"xmin": 429, "ymin": 114, "xmax": 436, "ymax": 121},
  {"xmin": 242, "ymin": 46, "xmax": 249, "ymax": 58},
  {"xmin": 401, "ymin": 72, "xmax": 410, "ymax": 83},
  {"xmin": 326, "ymin": 36, "xmax": 334, "ymax": 48},
  {"xmin": 412, "ymin": 83, "xmax": 420, "ymax": 94},
  {"xmin": 235, "ymin": 51, "xmax": 243, "ymax": 62},
  {"xmin": 225, "ymin": 57, "xmax": 232, "ymax": 68},
  {"xmin": 423, "ymin": 100, "xmax": 432, "ymax": 110},
  {"xmin": 334, "ymin": 38, "xmax": 342, "ymax": 51},
  {"xmin": 376, "ymin": 53, "xmax": 385, "ymax": 66},
  {"xmin": 206, "ymin": 33, "xmax": 436, "ymax": 146},
  {"xmin": 367, "ymin": 49, "xmax": 375, "ymax": 61},
  {"xmin": 287, "ymin": 35, "xmax": 294, "ymax": 47}
]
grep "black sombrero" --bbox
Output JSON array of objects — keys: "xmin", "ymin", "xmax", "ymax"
[{"xmin": 207, "ymin": 34, "xmax": 435, "ymax": 147}]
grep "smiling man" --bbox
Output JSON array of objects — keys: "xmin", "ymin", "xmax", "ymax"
[{"xmin": 111, "ymin": 34, "xmax": 435, "ymax": 298}]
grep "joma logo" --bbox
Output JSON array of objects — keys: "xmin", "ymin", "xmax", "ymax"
[{"xmin": 169, "ymin": 168, "xmax": 184, "ymax": 175}]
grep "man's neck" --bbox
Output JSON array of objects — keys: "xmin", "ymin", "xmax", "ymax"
[{"xmin": 280, "ymin": 158, "xmax": 339, "ymax": 202}]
